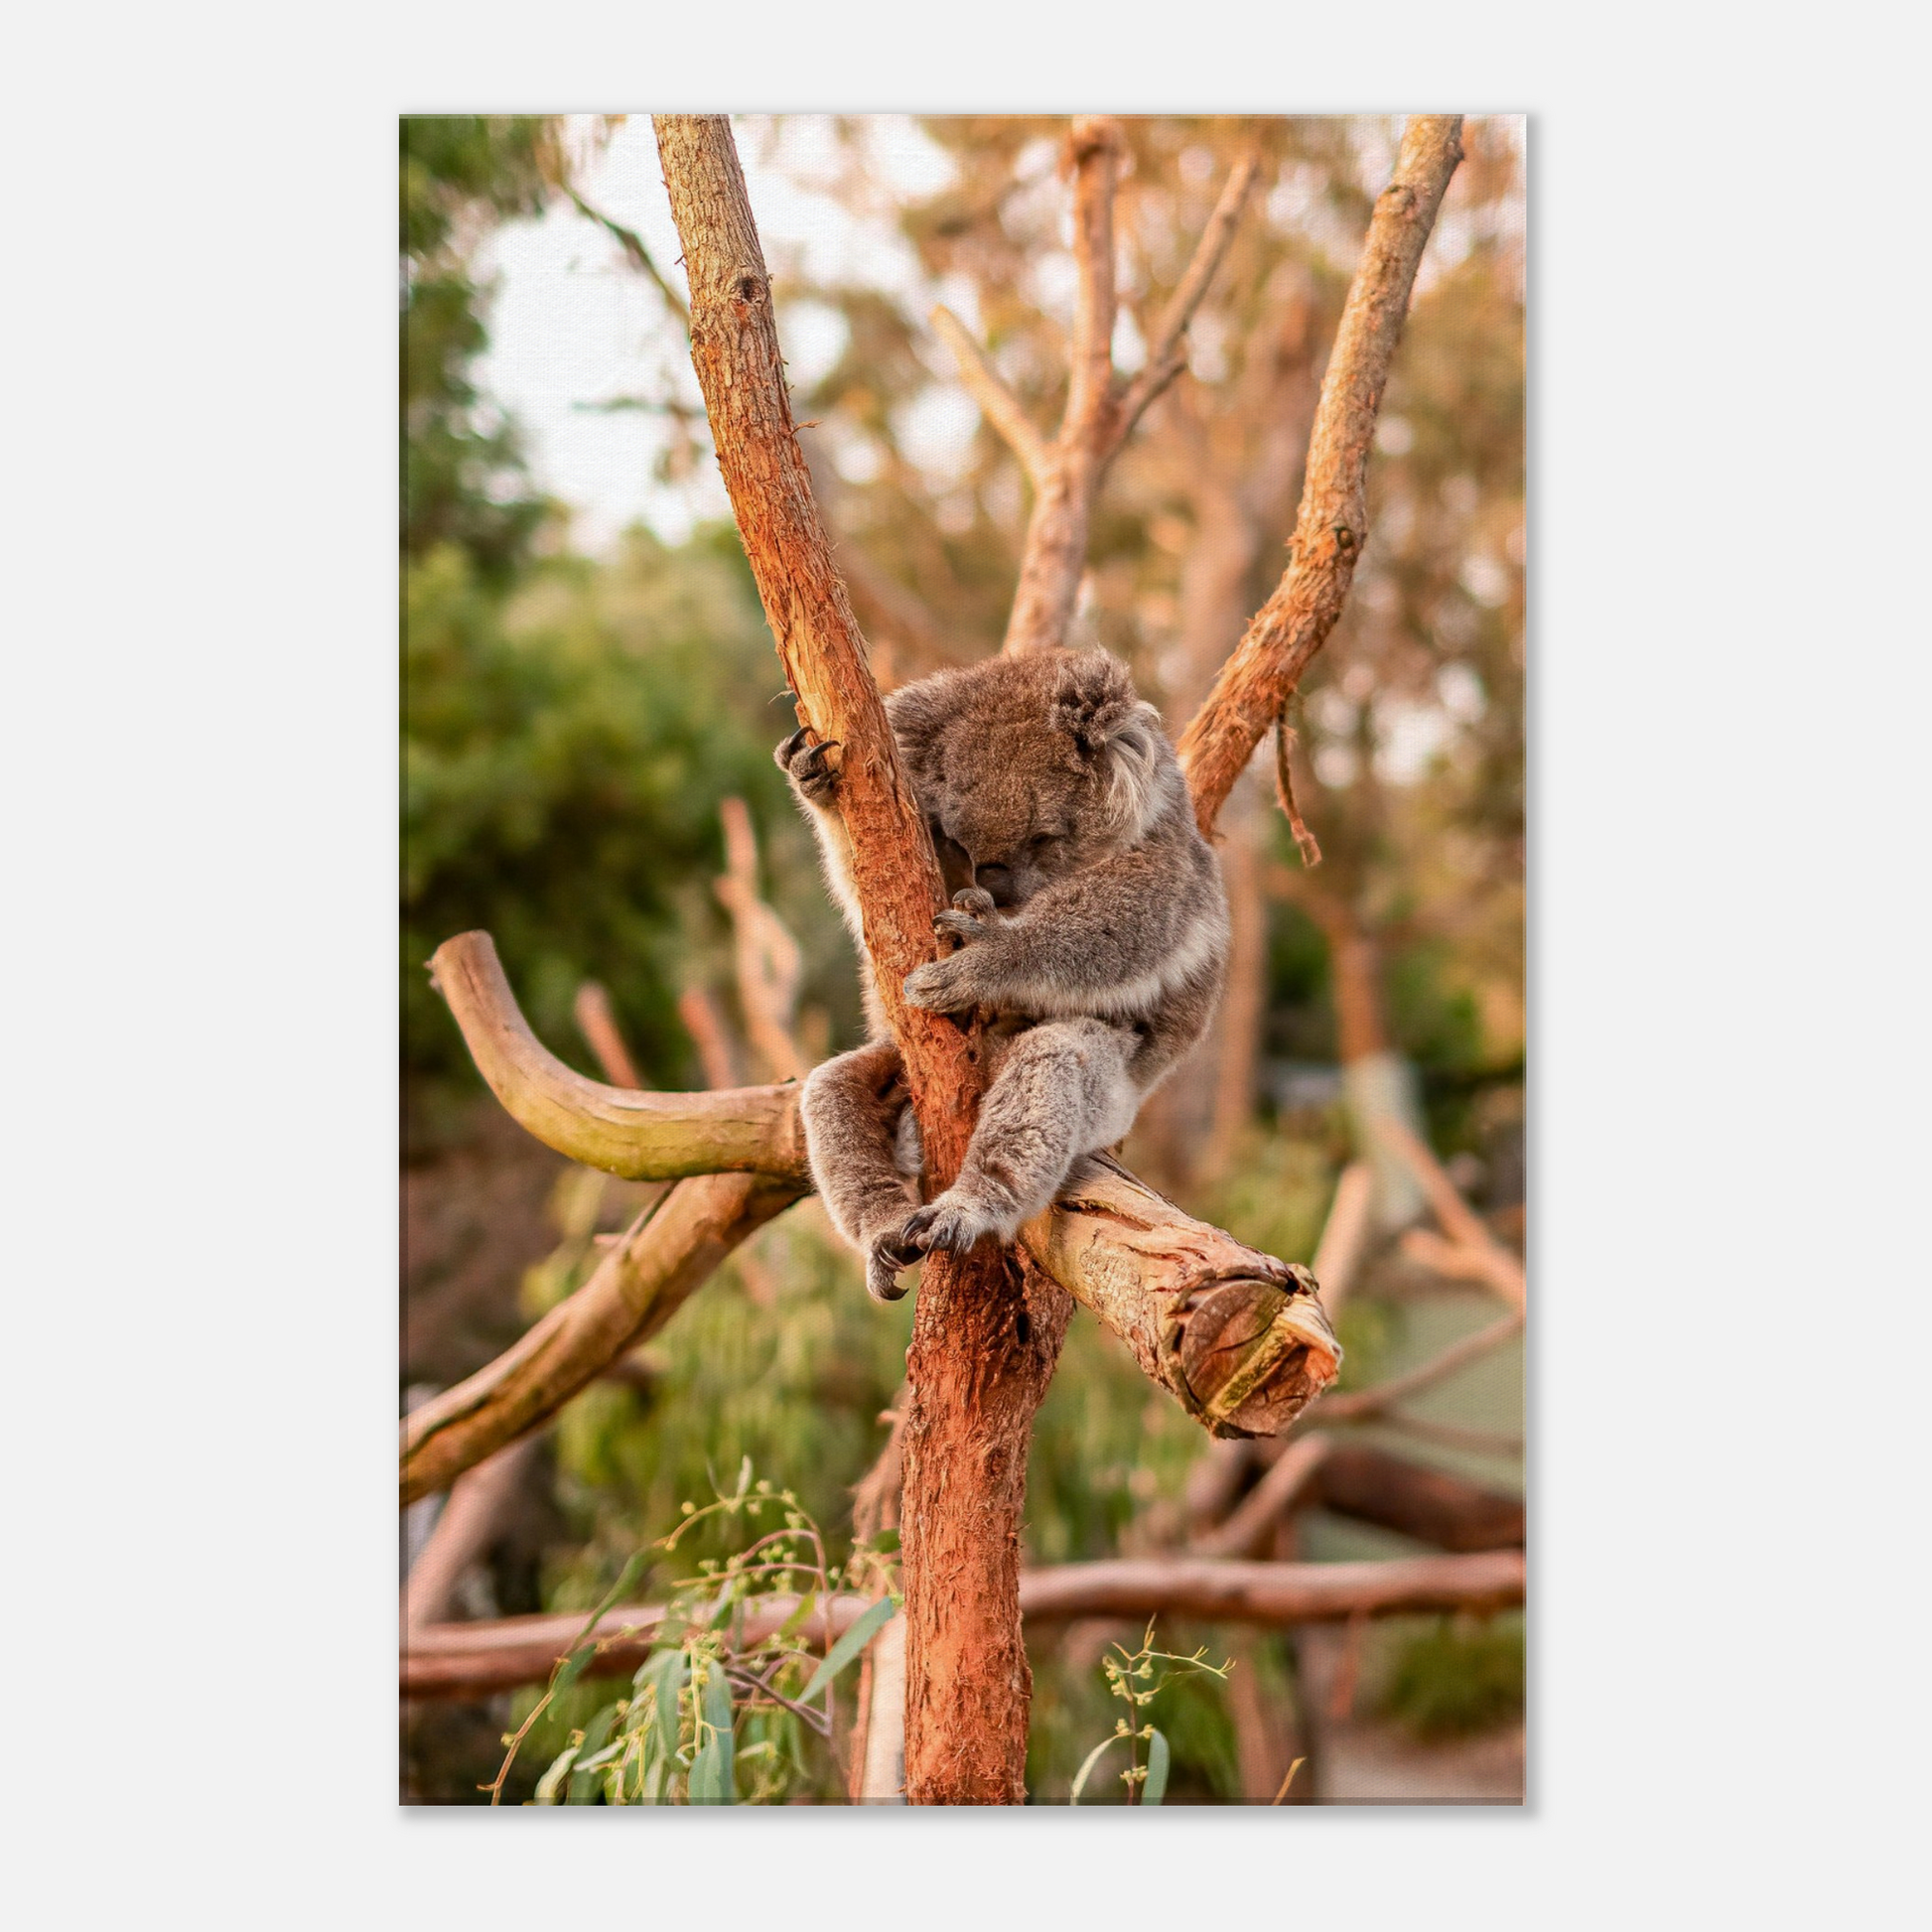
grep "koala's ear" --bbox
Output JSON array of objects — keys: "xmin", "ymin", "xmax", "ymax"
[{"xmin": 1052, "ymin": 653, "xmax": 1167, "ymax": 838}]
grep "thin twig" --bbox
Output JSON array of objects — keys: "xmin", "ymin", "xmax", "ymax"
[
  {"xmin": 929, "ymin": 307, "xmax": 1049, "ymax": 484},
  {"xmin": 566, "ymin": 186, "xmax": 691, "ymax": 332},
  {"xmin": 1315, "ymin": 1311, "xmax": 1524, "ymax": 1426},
  {"xmin": 1117, "ymin": 146, "xmax": 1262, "ymax": 443}
]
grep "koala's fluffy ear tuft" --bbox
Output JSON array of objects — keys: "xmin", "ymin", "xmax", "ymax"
[{"xmin": 1052, "ymin": 651, "xmax": 1168, "ymax": 839}]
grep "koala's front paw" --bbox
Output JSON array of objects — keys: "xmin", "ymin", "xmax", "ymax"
[
  {"xmin": 931, "ymin": 886, "xmax": 997, "ymax": 946},
  {"xmin": 899, "ymin": 1194, "xmax": 998, "ymax": 1258},
  {"xmin": 774, "ymin": 725, "xmax": 842, "ymax": 803},
  {"xmin": 902, "ymin": 950, "xmax": 983, "ymax": 1014}
]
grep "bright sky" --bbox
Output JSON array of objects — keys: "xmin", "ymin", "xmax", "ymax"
[{"xmin": 478, "ymin": 114, "xmax": 962, "ymax": 552}]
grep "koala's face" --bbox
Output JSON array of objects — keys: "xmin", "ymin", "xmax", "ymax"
[
  {"xmin": 927, "ymin": 735, "xmax": 1099, "ymax": 906},
  {"xmin": 895, "ymin": 650, "xmax": 1176, "ymax": 909}
]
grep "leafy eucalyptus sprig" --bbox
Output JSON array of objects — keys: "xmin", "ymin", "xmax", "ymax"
[
  {"xmin": 487, "ymin": 1458, "xmax": 899, "ymax": 1806},
  {"xmin": 1068, "ymin": 1623, "xmax": 1232, "ymax": 1807}
]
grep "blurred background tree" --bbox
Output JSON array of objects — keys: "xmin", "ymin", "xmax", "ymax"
[{"xmin": 400, "ymin": 113, "xmax": 1525, "ymax": 1806}]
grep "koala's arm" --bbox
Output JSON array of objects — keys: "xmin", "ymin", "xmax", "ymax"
[{"xmin": 905, "ymin": 836, "xmax": 1228, "ymax": 1022}]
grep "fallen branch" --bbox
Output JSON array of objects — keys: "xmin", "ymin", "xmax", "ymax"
[
  {"xmin": 1178, "ymin": 116, "xmax": 1464, "ymax": 832},
  {"xmin": 431, "ymin": 932, "xmax": 805, "ymax": 1183},
  {"xmin": 400, "ymin": 1170, "xmax": 802, "ymax": 1505},
  {"xmin": 402, "ymin": 1590, "xmax": 874, "ymax": 1701},
  {"xmin": 1311, "ymin": 1443, "xmax": 1523, "ymax": 1553},
  {"xmin": 1018, "ymin": 1550, "xmax": 1522, "ymax": 1627},
  {"xmin": 402, "ymin": 1553, "xmax": 1522, "ymax": 1698}
]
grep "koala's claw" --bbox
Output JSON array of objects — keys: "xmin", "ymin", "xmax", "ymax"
[
  {"xmin": 899, "ymin": 1198, "xmax": 992, "ymax": 1258},
  {"xmin": 932, "ymin": 886, "xmax": 998, "ymax": 946},
  {"xmin": 866, "ymin": 1227, "xmax": 924, "ymax": 1304},
  {"xmin": 774, "ymin": 728, "xmax": 841, "ymax": 801}
]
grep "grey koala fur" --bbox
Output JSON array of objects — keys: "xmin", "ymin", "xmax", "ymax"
[{"xmin": 775, "ymin": 647, "xmax": 1229, "ymax": 1304}]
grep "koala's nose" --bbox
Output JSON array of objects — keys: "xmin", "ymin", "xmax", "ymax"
[{"xmin": 974, "ymin": 863, "xmax": 1016, "ymax": 905}]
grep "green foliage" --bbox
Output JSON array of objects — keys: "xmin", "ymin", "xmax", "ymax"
[
  {"xmin": 400, "ymin": 115, "xmax": 560, "ymax": 582},
  {"xmin": 402, "ymin": 527, "xmax": 855, "ymax": 1139},
  {"xmin": 1067, "ymin": 1626, "xmax": 1230, "ymax": 1806},
  {"xmin": 503, "ymin": 1467, "xmax": 901, "ymax": 1806},
  {"xmin": 1379, "ymin": 1613, "xmax": 1525, "ymax": 1739},
  {"xmin": 537, "ymin": 1203, "xmax": 911, "ymax": 1601}
]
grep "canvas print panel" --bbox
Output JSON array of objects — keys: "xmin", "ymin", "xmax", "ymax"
[{"xmin": 401, "ymin": 112, "xmax": 1525, "ymax": 1806}]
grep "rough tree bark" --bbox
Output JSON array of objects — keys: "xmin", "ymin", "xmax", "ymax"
[{"xmin": 655, "ymin": 113, "xmax": 1058, "ymax": 1806}]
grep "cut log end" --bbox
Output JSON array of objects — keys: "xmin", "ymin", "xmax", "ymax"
[{"xmin": 1180, "ymin": 1274, "xmax": 1343, "ymax": 1438}]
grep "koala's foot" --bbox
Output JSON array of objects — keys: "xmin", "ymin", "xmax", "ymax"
[
  {"xmin": 865, "ymin": 1223, "xmax": 925, "ymax": 1305},
  {"xmin": 774, "ymin": 725, "xmax": 841, "ymax": 802}
]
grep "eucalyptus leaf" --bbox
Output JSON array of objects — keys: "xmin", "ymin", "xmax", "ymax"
[
  {"xmin": 1069, "ymin": 1734, "xmax": 1122, "ymax": 1805},
  {"xmin": 534, "ymin": 1746, "xmax": 579, "ymax": 1805},
  {"xmin": 1142, "ymin": 1728, "xmax": 1171, "ymax": 1807},
  {"xmin": 567, "ymin": 1706, "xmax": 620, "ymax": 1804},
  {"xmin": 687, "ymin": 1667, "xmax": 736, "ymax": 1805},
  {"xmin": 799, "ymin": 1597, "xmax": 897, "ymax": 1704},
  {"xmin": 633, "ymin": 1648, "xmax": 688, "ymax": 1763}
]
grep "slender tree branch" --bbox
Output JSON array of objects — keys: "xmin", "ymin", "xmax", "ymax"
[
  {"xmin": 399, "ymin": 1170, "xmax": 803, "ymax": 1505},
  {"xmin": 430, "ymin": 932, "xmax": 806, "ymax": 1182},
  {"xmin": 1189, "ymin": 1434, "xmax": 1332, "ymax": 1559},
  {"xmin": 401, "ymin": 1434, "xmax": 542, "ymax": 1633},
  {"xmin": 1376, "ymin": 1114, "xmax": 1527, "ymax": 1310},
  {"xmin": 1063, "ymin": 116, "xmax": 1125, "ymax": 459},
  {"xmin": 928, "ymin": 306, "xmax": 1049, "ymax": 484},
  {"xmin": 572, "ymin": 981, "xmax": 643, "ymax": 1090},
  {"xmin": 1116, "ymin": 147, "xmax": 1262, "ymax": 443},
  {"xmin": 1313, "ymin": 1311, "xmax": 1524, "ymax": 1427},
  {"xmin": 677, "ymin": 984, "xmax": 744, "ymax": 1091},
  {"xmin": 565, "ymin": 186, "xmax": 691, "ymax": 333},
  {"xmin": 1178, "ymin": 116, "xmax": 1464, "ymax": 832},
  {"xmin": 714, "ymin": 796, "xmax": 806, "ymax": 1082},
  {"xmin": 1309, "ymin": 1161, "xmax": 1376, "ymax": 1313}
]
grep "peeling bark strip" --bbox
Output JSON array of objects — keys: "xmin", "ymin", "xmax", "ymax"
[
  {"xmin": 655, "ymin": 115, "xmax": 1062, "ymax": 1807},
  {"xmin": 1178, "ymin": 116, "xmax": 1464, "ymax": 833},
  {"xmin": 430, "ymin": 933, "xmax": 807, "ymax": 1181},
  {"xmin": 400, "ymin": 1170, "xmax": 802, "ymax": 1505}
]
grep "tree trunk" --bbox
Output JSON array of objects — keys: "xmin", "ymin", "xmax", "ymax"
[{"xmin": 654, "ymin": 115, "xmax": 1063, "ymax": 1805}]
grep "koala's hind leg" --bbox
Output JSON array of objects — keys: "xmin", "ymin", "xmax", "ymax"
[
  {"xmin": 799, "ymin": 1041, "xmax": 922, "ymax": 1303},
  {"xmin": 897, "ymin": 1018, "xmax": 1139, "ymax": 1261}
]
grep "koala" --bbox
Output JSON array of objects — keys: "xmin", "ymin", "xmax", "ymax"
[{"xmin": 776, "ymin": 647, "xmax": 1229, "ymax": 1304}]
